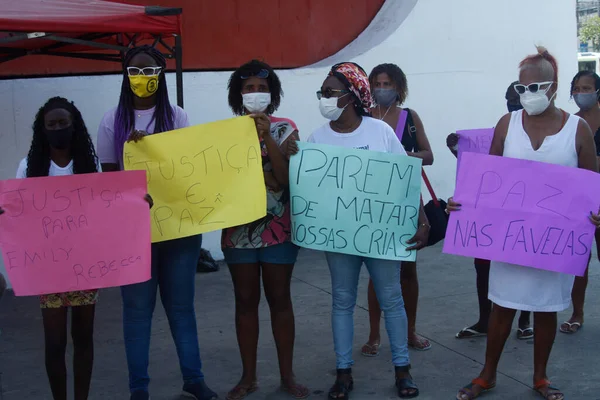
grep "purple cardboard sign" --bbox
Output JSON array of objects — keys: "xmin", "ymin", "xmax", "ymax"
[
  {"xmin": 443, "ymin": 152, "xmax": 600, "ymax": 276},
  {"xmin": 456, "ymin": 128, "xmax": 494, "ymax": 173}
]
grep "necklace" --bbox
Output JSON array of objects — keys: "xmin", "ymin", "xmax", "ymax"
[{"xmin": 377, "ymin": 105, "xmax": 393, "ymax": 120}]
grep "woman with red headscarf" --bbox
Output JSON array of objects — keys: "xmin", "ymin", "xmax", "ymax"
[
  {"xmin": 449, "ymin": 47, "xmax": 600, "ymax": 400},
  {"xmin": 289, "ymin": 62, "xmax": 430, "ymax": 399}
]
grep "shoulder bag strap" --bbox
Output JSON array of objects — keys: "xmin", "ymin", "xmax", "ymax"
[
  {"xmin": 421, "ymin": 169, "xmax": 440, "ymax": 207},
  {"xmin": 395, "ymin": 109, "xmax": 408, "ymax": 142}
]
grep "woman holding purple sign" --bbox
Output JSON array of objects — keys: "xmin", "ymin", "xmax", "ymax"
[
  {"xmin": 447, "ymin": 82, "xmax": 532, "ymax": 341},
  {"xmin": 449, "ymin": 47, "xmax": 600, "ymax": 400},
  {"xmin": 360, "ymin": 63, "xmax": 434, "ymax": 356}
]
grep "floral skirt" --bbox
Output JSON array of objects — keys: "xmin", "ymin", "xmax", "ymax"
[{"xmin": 39, "ymin": 290, "xmax": 99, "ymax": 309}]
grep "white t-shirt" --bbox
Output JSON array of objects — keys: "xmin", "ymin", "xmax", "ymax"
[
  {"xmin": 16, "ymin": 158, "xmax": 101, "ymax": 178},
  {"xmin": 307, "ymin": 116, "xmax": 407, "ymax": 155}
]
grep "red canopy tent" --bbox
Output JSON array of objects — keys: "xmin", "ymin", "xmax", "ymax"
[{"xmin": 0, "ymin": 0, "xmax": 185, "ymax": 107}]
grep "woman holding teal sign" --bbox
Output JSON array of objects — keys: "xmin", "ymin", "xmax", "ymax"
[
  {"xmin": 97, "ymin": 45, "xmax": 217, "ymax": 400},
  {"xmin": 288, "ymin": 62, "xmax": 430, "ymax": 399},
  {"xmin": 449, "ymin": 47, "xmax": 600, "ymax": 400},
  {"xmin": 222, "ymin": 60, "xmax": 308, "ymax": 400}
]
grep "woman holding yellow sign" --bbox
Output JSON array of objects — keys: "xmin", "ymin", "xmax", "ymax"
[
  {"xmin": 222, "ymin": 60, "xmax": 309, "ymax": 400},
  {"xmin": 97, "ymin": 45, "xmax": 217, "ymax": 400}
]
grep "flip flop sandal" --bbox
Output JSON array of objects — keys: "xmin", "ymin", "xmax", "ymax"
[
  {"xmin": 360, "ymin": 342, "xmax": 380, "ymax": 357},
  {"xmin": 456, "ymin": 327, "xmax": 487, "ymax": 339},
  {"xmin": 533, "ymin": 379, "xmax": 564, "ymax": 400},
  {"xmin": 517, "ymin": 327, "xmax": 534, "ymax": 340},
  {"xmin": 559, "ymin": 321, "xmax": 582, "ymax": 334},
  {"xmin": 280, "ymin": 382, "xmax": 310, "ymax": 399},
  {"xmin": 408, "ymin": 336, "xmax": 432, "ymax": 351},
  {"xmin": 226, "ymin": 381, "xmax": 259, "ymax": 400},
  {"xmin": 456, "ymin": 377, "xmax": 496, "ymax": 399}
]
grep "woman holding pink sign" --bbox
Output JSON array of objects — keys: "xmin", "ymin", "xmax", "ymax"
[
  {"xmin": 0, "ymin": 97, "xmax": 101, "ymax": 400},
  {"xmin": 449, "ymin": 47, "xmax": 600, "ymax": 400},
  {"xmin": 361, "ymin": 63, "xmax": 434, "ymax": 355}
]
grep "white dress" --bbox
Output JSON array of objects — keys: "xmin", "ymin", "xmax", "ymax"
[{"xmin": 488, "ymin": 110, "xmax": 579, "ymax": 312}]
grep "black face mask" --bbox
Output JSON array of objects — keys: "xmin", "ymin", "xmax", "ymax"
[
  {"xmin": 45, "ymin": 125, "xmax": 74, "ymax": 150},
  {"xmin": 507, "ymin": 102, "xmax": 523, "ymax": 112}
]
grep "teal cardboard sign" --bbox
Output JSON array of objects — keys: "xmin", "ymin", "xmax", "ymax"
[{"xmin": 289, "ymin": 142, "xmax": 422, "ymax": 261}]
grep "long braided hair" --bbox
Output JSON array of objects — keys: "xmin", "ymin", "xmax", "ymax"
[
  {"xmin": 26, "ymin": 97, "xmax": 98, "ymax": 177},
  {"xmin": 114, "ymin": 45, "xmax": 174, "ymax": 164}
]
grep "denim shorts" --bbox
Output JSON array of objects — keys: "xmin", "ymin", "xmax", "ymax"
[{"xmin": 223, "ymin": 241, "xmax": 300, "ymax": 265}]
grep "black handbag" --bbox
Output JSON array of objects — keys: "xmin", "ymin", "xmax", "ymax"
[{"xmin": 422, "ymin": 169, "xmax": 448, "ymax": 246}]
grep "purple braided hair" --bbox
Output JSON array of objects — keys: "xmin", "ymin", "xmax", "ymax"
[{"xmin": 114, "ymin": 45, "xmax": 174, "ymax": 166}]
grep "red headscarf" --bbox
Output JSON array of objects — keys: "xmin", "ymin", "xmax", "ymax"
[{"xmin": 329, "ymin": 62, "xmax": 374, "ymax": 115}]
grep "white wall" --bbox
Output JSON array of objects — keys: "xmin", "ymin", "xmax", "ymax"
[{"xmin": 0, "ymin": 0, "xmax": 577, "ymax": 285}]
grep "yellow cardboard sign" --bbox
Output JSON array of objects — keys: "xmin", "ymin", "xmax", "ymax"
[{"xmin": 124, "ymin": 116, "xmax": 266, "ymax": 242}]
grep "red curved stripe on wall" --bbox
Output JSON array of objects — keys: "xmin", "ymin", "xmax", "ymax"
[{"xmin": 0, "ymin": 0, "xmax": 385, "ymax": 77}]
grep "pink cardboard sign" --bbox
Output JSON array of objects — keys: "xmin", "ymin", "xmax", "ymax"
[
  {"xmin": 456, "ymin": 128, "xmax": 494, "ymax": 173},
  {"xmin": 0, "ymin": 171, "xmax": 151, "ymax": 296},
  {"xmin": 443, "ymin": 152, "xmax": 600, "ymax": 276}
]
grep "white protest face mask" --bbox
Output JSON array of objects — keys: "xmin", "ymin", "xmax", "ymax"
[
  {"xmin": 515, "ymin": 82, "xmax": 555, "ymax": 116},
  {"xmin": 242, "ymin": 92, "xmax": 271, "ymax": 113},
  {"xmin": 319, "ymin": 94, "xmax": 348, "ymax": 121}
]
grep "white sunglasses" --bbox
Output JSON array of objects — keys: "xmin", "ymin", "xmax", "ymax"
[
  {"xmin": 513, "ymin": 81, "xmax": 553, "ymax": 95},
  {"xmin": 127, "ymin": 66, "xmax": 162, "ymax": 76}
]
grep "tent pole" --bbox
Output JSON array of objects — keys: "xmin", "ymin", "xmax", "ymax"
[{"xmin": 175, "ymin": 35, "xmax": 184, "ymax": 108}]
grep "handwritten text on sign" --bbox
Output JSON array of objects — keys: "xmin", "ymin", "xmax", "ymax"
[
  {"xmin": 124, "ymin": 117, "xmax": 267, "ymax": 242},
  {"xmin": 456, "ymin": 128, "xmax": 494, "ymax": 173},
  {"xmin": 290, "ymin": 142, "xmax": 422, "ymax": 261},
  {"xmin": 443, "ymin": 152, "xmax": 600, "ymax": 276},
  {"xmin": 0, "ymin": 171, "xmax": 151, "ymax": 296}
]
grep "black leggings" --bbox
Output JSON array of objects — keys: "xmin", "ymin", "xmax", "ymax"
[{"xmin": 42, "ymin": 305, "xmax": 95, "ymax": 400}]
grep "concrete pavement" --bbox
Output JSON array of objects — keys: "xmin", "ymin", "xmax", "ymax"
[{"xmin": 1, "ymin": 244, "xmax": 599, "ymax": 399}]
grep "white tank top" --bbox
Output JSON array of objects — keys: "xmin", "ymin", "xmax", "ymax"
[
  {"xmin": 503, "ymin": 109, "xmax": 578, "ymax": 168},
  {"xmin": 488, "ymin": 109, "xmax": 579, "ymax": 312}
]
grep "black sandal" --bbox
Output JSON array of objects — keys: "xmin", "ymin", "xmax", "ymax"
[
  {"xmin": 395, "ymin": 365, "xmax": 419, "ymax": 398},
  {"xmin": 328, "ymin": 368, "xmax": 354, "ymax": 400}
]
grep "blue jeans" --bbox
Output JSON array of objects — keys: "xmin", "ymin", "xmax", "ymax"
[
  {"xmin": 121, "ymin": 234, "xmax": 204, "ymax": 392},
  {"xmin": 326, "ymin": 252, "xmax": 409, "ymax": 369}
]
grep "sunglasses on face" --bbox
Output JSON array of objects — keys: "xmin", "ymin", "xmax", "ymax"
[
  {"xmin": 316, "ymin": 89, "xmax": 349, "ymax": 99},
  {"xmin": 127, "ymin": 66, "xmax": 162, "ymax": 76},
  {"xmin": 513, "ymin": 81, "xmax": 553, "ymax": 95},
  {"xmin": 241, "ymin": 69, "xmax": 269, "ymax": 80}
]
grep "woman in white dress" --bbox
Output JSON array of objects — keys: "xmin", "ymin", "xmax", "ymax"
[{"xmin": 449, "ymin": 47, "xmax": 600, "ymax": 400}]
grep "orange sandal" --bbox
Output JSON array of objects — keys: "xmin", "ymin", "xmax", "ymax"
[
  {"xmin": 456, "ymin": 377, "xmax": 496, "ymax": 399},
  {"xmin": 533, "ymin": 379, "xmax": 564, "ymax": 400}
]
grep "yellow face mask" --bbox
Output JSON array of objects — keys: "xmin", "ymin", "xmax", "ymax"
[{"xmin": 129, "ymin": 75, "xmax": 159, "ymax": 98}]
